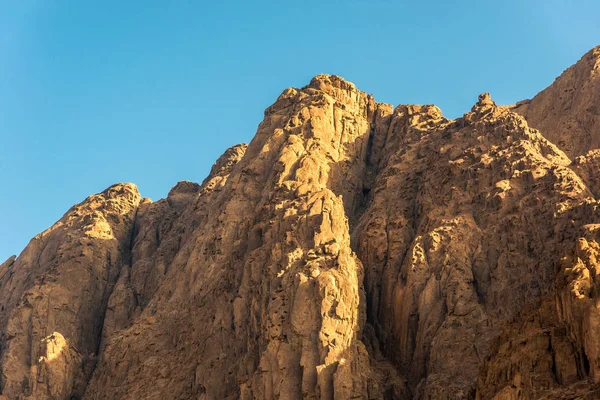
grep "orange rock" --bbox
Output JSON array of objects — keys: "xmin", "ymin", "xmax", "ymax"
[{"xmin": 3, "ymin": 48, "xmax": 600, "ymax": 399}]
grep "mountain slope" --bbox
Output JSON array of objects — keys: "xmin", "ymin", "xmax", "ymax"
[
  {"xmin": 2, "ymin": 48, "xmax": 600, "ymax": 399},
  {"xmin": 514, "ymin": 46, "xmax": 600, "ymax": 158}
]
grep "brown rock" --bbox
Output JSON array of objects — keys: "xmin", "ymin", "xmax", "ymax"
[
  {"xmin": 3, "ymin": 48, "xmax": 600, "ymax": 400},
  {"xmin": 513, "ymin": 46, "xmax": 600, "ymax": 158},
  {"xmin": 0, "ymin": 183, "xmax": 141, "ymax": 399},
  {"xmin": 84, "ymin": 74, "xmax": 401, "ymax": 400}
]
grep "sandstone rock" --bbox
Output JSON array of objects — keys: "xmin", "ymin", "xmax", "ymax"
[
  {"xmin": 0, "ymin": 183, "xmax": 140, "ymax": 399},
  {"xmin": 513, "ymin": 46, "xmax": 600, "ymax": 158},
  {"xmin": 3, "ymin": 48, "xmax": 600, "ymax": 400},
  {"xmin": 352, "ymin": 89, "xmax": 587, "ymax": 398},
  {"xmin": 84, "ymin": 74, "xmax": 399, "ymax": 400},
  {"xmin": 572, "ymin": 149, "xmax": 600, "ymax": 197}
]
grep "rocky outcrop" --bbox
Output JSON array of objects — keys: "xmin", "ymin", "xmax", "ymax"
[
  {"xmin": 475, "ymin": 225, "xmax": 600, "ymax": 399},
  {"xmin": 100, "ymin": 145, "xmax": 247, "ymax": 349},
  {"xmin": 513, "ymin": 46, "xmax": 600, "ymax": 158},
  {"xmin": 83, "ymin": 75, "xmax": 406, "ymax": 400},
  {"xmin": 352, "ymin": 92, "xmax": 592, "ymax": 398},
  {"xmin": 0, "ymin": 184, "xmax": 141, "ymax": 399},
  {"xmin": 572, "ymin": 150, "xmax": 600, "ymax": 197},
  {"xmin": 3, "ymin": 48, "xmax": 600, "ymax": 399}
]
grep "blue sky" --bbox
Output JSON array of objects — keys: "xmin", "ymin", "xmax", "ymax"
[{"xmin": 1, "ymin": 0, "xmax": 599, "ymax": 261}]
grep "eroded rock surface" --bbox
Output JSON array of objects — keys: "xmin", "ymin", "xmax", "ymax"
[
  {"xmin": 3, "ymin": 48, "xmax": 600, "ymax": 400},
  {"xmin": 514, "ymin": 46, "xmax": 600, "ymax": 158},
  {"xmin": 0, "ymin": 184, "xmax": 141, "ymax": 399}
]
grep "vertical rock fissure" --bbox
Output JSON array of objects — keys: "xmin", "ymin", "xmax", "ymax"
[{"xmin": 88, "ymin": 204, "xmax": 141, "ymax": 394}]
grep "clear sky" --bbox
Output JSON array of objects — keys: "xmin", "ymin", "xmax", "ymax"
[{"xmin": 1, "ymin": 0, "xmax": 599, "ymax": 261}]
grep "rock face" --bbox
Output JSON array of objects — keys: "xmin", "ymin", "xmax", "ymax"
[
  {"xmin": 3, "ymin": 48, "xmax": 600, "ymax": 399},
  {"xmin": 513, "ymin": 46, "xmax": 600, "ymax": 158},
  {"xmin": 0, "ymin": 184, "xmax": 141, "ymax": 399}
]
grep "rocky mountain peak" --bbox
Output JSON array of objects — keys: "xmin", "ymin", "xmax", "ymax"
[
  {"xmin": 3, "ymin": 47, "xmax": 600, "ymax": 400},
  {"xmin": 475, "ymin": 92, "xmax": 494, "ymax": 107},
  {"xmin": 167, "ymin": 180, "xmax": 201, "ymax": 197},
  {"xmin": 513, "ymin": 44, "xmax": 600, "ymax": 158}
]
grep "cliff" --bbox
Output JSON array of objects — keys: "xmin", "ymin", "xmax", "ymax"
[{"xmin": 2, "ymin": 48, "xmax": 600, "ymax": 399}]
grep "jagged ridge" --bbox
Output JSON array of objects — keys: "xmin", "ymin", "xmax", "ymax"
[{"xmin": 2, "ymin": 47, "xmax": 600, "ymax": 400}]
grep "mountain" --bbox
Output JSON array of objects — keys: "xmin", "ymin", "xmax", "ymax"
[
  {"xmin": 2, "ymin": 48, "xmax": 600, "ymax": 400},
  {"xmin": 513, "ymin": 46, "xmax": 600, "ymax": 158}
]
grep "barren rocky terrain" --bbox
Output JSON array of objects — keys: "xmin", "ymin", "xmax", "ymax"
[{"xmin": 2, "ymin": 47, "xmax": 600, "ymax": 399}]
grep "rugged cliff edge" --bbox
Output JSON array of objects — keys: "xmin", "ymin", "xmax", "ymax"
[
  {"xmin": 2, "ymin": 47, "xmax": 600, "ymax": 400},
  {"xmin": 513, "ymin": 46, "xmax": 600, "ymax": 159}
]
